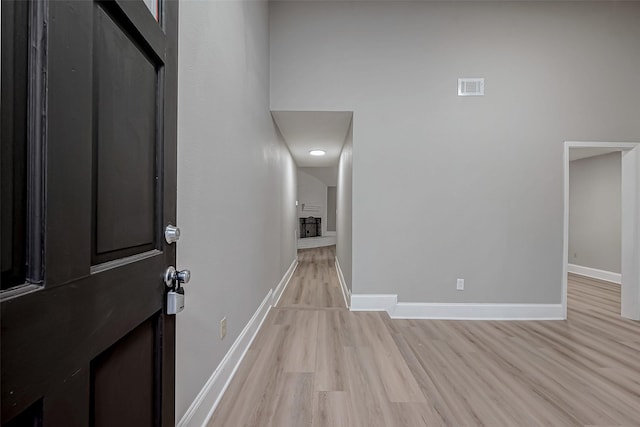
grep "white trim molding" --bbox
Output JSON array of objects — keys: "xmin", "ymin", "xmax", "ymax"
[
  {"xmin": 273, "ymin": 258, "xmax": 299, "ymax": 306},
  {"xmin": 334, "ymin": 257, "xmax": 351, "ymax": 308},
  {"xmin": 568, "ymin": 264, "xmax": 622, "ymax": 285},
  {"xmin": 393, "ymin": 302, "xmax": 564, "ymax": 320},
  {"xmin": 350, "ymin": 294, "xmax": 563, "ymax": 320},
  {"xmin": 177, "ymin": 258, "xmax": 298, "ymax": 427}
]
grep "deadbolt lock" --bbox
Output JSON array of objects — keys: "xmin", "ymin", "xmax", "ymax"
[{"xmin": 164, "ymin": 224, "xmax": 181, "ymax": 244}]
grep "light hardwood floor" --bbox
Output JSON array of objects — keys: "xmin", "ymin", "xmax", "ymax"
[
  {"xmin": 276, "ymin": 246, "xmax": 345, "ymax": 310},
  {"xmin": 208, "ymin": 247, "xmax": 640, "ymax": 427}
]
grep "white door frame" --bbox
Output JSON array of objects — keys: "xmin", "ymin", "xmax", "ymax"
[{"xmin": 563, "ymin": 141, "xmax": 640, "ymax": 320}]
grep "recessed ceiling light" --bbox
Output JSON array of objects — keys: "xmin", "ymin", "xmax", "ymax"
[{"xmin": 309, "ymin": 150, "xmax": 326, "ymax": 156}]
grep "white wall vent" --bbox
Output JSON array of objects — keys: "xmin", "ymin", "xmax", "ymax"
[{"xmin": 458, "ymin": 78, "xmax": 484, "ymax": 96}]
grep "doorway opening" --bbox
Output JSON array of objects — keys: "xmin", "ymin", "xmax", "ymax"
[
  {"xmin": 563, "ymin": 141, "xmax": 640, "ymax": 320},
  {"xmin": 271, "ymin": 111, "xmax": 353, "ymax": 308}
]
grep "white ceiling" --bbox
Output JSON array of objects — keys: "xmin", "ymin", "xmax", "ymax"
[
  {"xmin": 569, "ymin": 147, "xmax": 620, "ymax": 162},
  {"xmin": 272, "ymin": 111, "xmax": 352, "ymax": 167}
]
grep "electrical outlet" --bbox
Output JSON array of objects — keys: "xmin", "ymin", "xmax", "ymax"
[
  {"xmin": 220, "ymin": 317, "xmax": 227, "ymax": 340},
  {"xmin": 456, "ymin": 279, "xmax": 464, "ymax": 290}
]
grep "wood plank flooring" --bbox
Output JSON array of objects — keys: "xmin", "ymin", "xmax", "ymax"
[
  {"xmin": 276, "ymin": 246, "xmax": 345, "ymax": 309},
  {"xmin": 208, "ymin": 247, "xmax": 640, "ymax": 427}
]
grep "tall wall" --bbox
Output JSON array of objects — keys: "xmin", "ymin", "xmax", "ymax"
[
  {"xmin": 177, "ymin": 0, "xmax": 297, "ymax": 422},
  {"xmin": 336, "ymin": 120, "xmax": 353, "ymax": 291},
  {"xmin": 270, "ymin": 1, "xmax": 640, "ymax": 304},
  {"xmin": 569, "ymin": 152, "xmax": 622, "ymax": 274}
]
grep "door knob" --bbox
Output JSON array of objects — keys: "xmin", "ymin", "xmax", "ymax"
[
  {"xmin": 165, "ymin": 266, "xmax": 191, "ymax": 288},
  {"xmin": 176, "ymin": 269, "xmax": 191, "ymax": 284}
]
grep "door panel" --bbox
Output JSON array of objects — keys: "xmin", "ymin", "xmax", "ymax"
[
  {"xmin": 1, "ymin": 1, "xmax": 179, "ymax": 426},
  {"xmin": 93, "ymin": 3, "xmax": 158, "ymax": 262},
  {"xmin": 91, "ymin": 315, "xmax": 158, "ymax": 427},
  {"xmin": 0, "ymin": 0, "xmax": 29, "ymax": 290}
]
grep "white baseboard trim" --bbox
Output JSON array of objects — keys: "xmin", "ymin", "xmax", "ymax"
[
  {"xmin": 334, "ymin": 257, "xmax": 351, "ymax": 308},
  {"xmin": 392, "ymin": 302, "xmax": 564, "ymax": 320},
  {"xmin": 273, "ymin": 258, "xmax": 299, "ymax": 306},
  {"xmin": 568, "ymin": 263, "xmax": 622, "ymax": 285},
  {"xmin": 350, "ymin": 294, "xmax": 564, "ymax": 320},
  {"xmin": 177, "ymin": 258, "xmax": 298, "ymax": 427}
]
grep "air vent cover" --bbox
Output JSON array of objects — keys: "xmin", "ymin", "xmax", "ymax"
[{"xmin": 458, "ymin": 78, "xmax": 484, "ymax": 96}]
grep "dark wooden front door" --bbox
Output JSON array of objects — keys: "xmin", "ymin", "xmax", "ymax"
[{"xmin": 1, "ymin": 1, "xmax": 179, "ymax": 426}]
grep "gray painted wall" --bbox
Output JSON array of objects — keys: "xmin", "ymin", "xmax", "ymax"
[
  {"xmin": 270, "ymin": 1, "xmax": 640, "ymax": 303},
  {"xmin": 177, "ymin": 0, "xmax": 297, "ymax": 422},
  {"xmin": 569, "ymin": 152, "xmax": 622, "ymax": 273},
  {"xmin": 337, "ymin": 120, "xmax": 353, "ymax": 291}
]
